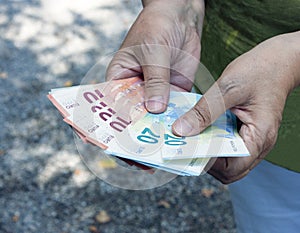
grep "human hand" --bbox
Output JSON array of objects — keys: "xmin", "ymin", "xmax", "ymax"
[
  {"xmin": 172, "ymin": 32, "xmax": 300, "ymax": 184},
  {"xmin": 106, "ymin": 0, "xmax": 205, "ymax": 113}
]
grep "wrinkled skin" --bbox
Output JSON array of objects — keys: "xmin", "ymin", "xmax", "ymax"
[
  {"xmin": 172, "ymin": 34, "xmax": 300, "ymax": 183},
  {"xmin": 106, "ymin": 0, "xmax": 204, "ymax": 112},
  {"xmin": 107, "ymin": 0, "xmax": 300, "ymax": 184}
]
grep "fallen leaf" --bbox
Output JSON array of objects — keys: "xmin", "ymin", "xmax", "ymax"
[
  {"xmin": 73, "ymin": 169, "xmax": 81, "ymax": 175},
  {"xmin": 158, "ymin": 200, "xmax": 171, "ymax": 209},
  {"xmin": 88, "ymin": 225, "xmax": 98, "ymax": 233},
  {"xmin": 95, "ymin": 210, "xmax": 111, "ymax": 224},
  {"xmin": 12, "ymin": 215, "xmax": 19, "ymax": 222},
  {"xmin": 64, "ymin": 80, "xmax": 73, "ymax": 87},
  {"xmin": 98, "ymin": 159, "xmax": 117, "ymax": 169},
  {"xmin": 201, "ymin": 188, "xmax": 214, "ymax": 198},
  {"xmin": 0, "ymin": 72, "xmax": 7, "ymax": 79}
]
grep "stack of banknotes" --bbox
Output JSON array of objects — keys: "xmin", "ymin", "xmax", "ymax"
[{"xmin": 48, "ymin": 77, "xmax": 249, "ymax": 176}]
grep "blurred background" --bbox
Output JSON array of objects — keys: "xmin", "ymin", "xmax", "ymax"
[{"xmin": 0, "ymin": 1, "xmax": 236, "ymax": 232}]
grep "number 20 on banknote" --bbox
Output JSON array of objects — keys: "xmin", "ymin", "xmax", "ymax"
[{"xmin": 137, "ymin": 127, "xmax": 187, "ymax": 146}]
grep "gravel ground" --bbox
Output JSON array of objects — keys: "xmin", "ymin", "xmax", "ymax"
[{"xmin": 0, "ymin": 1, "xmax": 236, "ymax": 232}]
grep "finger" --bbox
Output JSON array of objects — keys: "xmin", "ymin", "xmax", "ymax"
[
  {"xmin": 172, "ymin": 81, "xmax": 224, "ymax": 136},
  {"xmin": 208, "ymin": 152, "xmax": 267, "ymax": 184},
  {"xmin": 206, "ymin": 122, "xmax": 263, "ymax": 184},
  {"xmin": 237, "ymin": 116, "xmax": 278, "ymax": 171},
  {"xmin": 143, "ymin": 65, "xmax": 170, "ymax": 113},
  {"xmin": 207, "ymin": 157, "xmax": 256, "ymax": 184},
  {"xmin": 207, "ymin": 112, "xmax": 277, "ymax": 184},
  {"xmin": 106, "ymin": 47, "xmax": 142, "ymax": 81}
]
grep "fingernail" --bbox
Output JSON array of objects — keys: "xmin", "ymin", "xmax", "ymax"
[
  {"xmin": 145, "ymin": 96, "xmax": 166, "ymax": 113},
  {"xmin": 172, "ymin": 117, "xmax": 193, "ymax": 136}
]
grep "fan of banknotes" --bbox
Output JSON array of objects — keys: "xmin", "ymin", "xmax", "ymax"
[{"xmin": 48, "ymin": 77, "xmax": 249, "ymax": 176}]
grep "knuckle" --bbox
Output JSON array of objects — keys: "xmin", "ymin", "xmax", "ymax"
[
  {"xmin": 145, "ymin": 75, "xmax": 169, "ymax": 88},
  {"xmin": 218, "ymin": 169, "xmax": 250, "ymax": 184},
  {"xmin": 191, "ymin": 105, "xmax": 211, "ymax": 126},
  {"xmin": 254, "ymin": 118, "xmax": 280, "ymax": 157},
  {"xmin": 144, "ymin": 75, "xmax": 170, "ymax": 98},
  {"xmin": 209, "ymin": 169, "xmax": 238, "ymax": 184},
  {"xmin": 218, "ymin": 75, "xmax": 245, "ymax": 103},
  {"xmin": 139, "ymin": 44, "xmax": 170, "ymax": 67},
  {"xmin": 221, "ymin": 79, "xmax": 238, "ymax": 95},
  {"xmin": 247, "ymin": 126, "xmax": 266, "ymax": 157},
  {"xmin": 210, "ymin": 158, "xmax": 251, "ymax": 184},
  {"xmin": 263, "ymin": 126, "xmax": 278, "ymax": 155}
]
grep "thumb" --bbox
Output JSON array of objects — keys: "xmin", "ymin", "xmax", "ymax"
[
  {"xmin": 140, "ymin": 45, "xmax": 171, "ymax": 113},
  {"xmin": 172, "ymin": 81, "xmax": 232, "ymax": 136},
  {"xmin": 143, "ymin": 65, "xmax": 170, "ymax": 113}
]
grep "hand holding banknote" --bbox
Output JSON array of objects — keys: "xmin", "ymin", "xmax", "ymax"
[
  {"xmin": 106, "ymin": 0, "xmax": 300, "ymax": 183},
  {"xmin": 106, "ymin": 0, "xmax": 205, "ymax": 113},
  {"xmin": 173, "ymin": 34, "xmax": 300, "ymax": 183}
]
